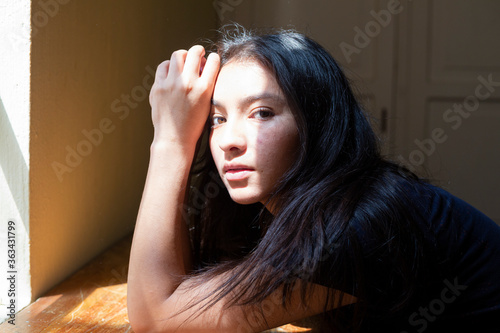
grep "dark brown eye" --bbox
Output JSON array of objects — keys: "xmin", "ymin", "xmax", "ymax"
[
  {"xmin": 211, "ymin": 115, "xmax": 226, "ymax": 126},
  {"xmin": 252, "ymin": 108, "xmax": 274, "ymax": 120}
]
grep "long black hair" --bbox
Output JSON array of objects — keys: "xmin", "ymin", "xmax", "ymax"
[{"xmin": 185, "ymin": 26, "xmax": 429, "ymax": 331}]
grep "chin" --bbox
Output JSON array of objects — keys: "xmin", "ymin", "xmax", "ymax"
[{"xmin": 228, "ymin": 190, "xmax": 264, "ymax": 205}]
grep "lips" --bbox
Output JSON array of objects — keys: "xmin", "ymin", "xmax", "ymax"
[{"xmin": 223, "ymin": 164, "xmax": 254, "ymax": 181}]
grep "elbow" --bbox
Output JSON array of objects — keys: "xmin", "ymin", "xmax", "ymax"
[
  {"xmin": 127, "ymin": 303, "xmax": 161, "ymax": 333},
  {"xmin": 127, "ymin": 309, "xmax": 151, "ymax": 333},
  {"xmin": 129, "ymin": 322, "xmax": 150, "ymax": 333},
  {"xmin": 128, "ymin": 316, "xmax": 167, "ymax": 333},
  {"xmin": 127, "ymin": 288, "xmax": 168, "ymax": 333},
  {"xmin": 128, "ymin": 303, "xmax": 177, "ymax": 333},
  {"xmin": 130, "ymin": 322, "xmax": 180, "ymax": 333}
]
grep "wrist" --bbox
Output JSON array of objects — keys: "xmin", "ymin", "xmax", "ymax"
[
  {"xmin": 150, "ymin": 139, "xmax": 196, "ymax": 164},
  {"xmin": 152, "ymin": 127, "xmax": 200, "ymax": 149}
]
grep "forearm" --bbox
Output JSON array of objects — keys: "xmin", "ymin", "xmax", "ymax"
[
  {"xmin": 128, "ymin": 141, "xmax": 195, "ymax": 321},
  {"xmin": 127, "ymin": 46, "xmax": 220, "ymax": 332}
]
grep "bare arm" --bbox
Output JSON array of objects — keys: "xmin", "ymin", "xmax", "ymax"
[
  {"xmin": 127, "ymin": 45, "xmax": 218, "ymax": 329},
  {"xmin": 127, "ymin": 46, "xmax": 354, "ymax": 333}
]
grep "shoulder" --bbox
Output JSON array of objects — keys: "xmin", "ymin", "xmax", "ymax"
[
  {"xmin": 312, "ymin": 168, "xmax": 500, "ymax": 330},
  {"xmin": 396, "ymin": 178, "xmax": 500, "ymax": 255},
  {"xmin": 366, "ymin": 176, "xmax": 500, "ymax": 287},
  {"xmin": 356, "ymin": 175, "xmax": 500, "ymax": 331}
]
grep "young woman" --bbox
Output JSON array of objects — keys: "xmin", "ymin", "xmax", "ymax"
[{"xmin": 127, "ymin": 27, "xmax": 500, "ymax": 332}]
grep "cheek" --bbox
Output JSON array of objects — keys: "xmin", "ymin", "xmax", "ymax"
[
  {"xmin": 209, "ymin": 133, "xmax": 220, "ymax": 165},
  {"xmin": 279, "ymin": 128, "xmax": 300, "ymax": 168},
  {"xmin": 257, "ymin": 129, "xmax": 299, "ymax": 171}
]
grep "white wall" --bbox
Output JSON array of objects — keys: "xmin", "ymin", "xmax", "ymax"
[
  {"xmin": 1, "ymin": 0, "xmax": 216, "ymax": 323},
  {"xmin": 0, "ymin": 0, "xmax": 32, "ymax": 322}
]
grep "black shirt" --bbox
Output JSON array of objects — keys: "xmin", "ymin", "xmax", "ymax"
[{"xmin": 314, "ymin": 179, "xmax": 500, "ymax": 332}]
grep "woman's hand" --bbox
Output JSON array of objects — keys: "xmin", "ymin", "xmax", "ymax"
[
  {"xmin": 150, "ymin": 45, "xmax": 220, "ymax": 150},
  {"xmin": 129, "ymin": 45, "xmax": 354, "ymax": 333},
  {"xmin": 128, "ymin": 45, "xmax": 219, "ymax": 332}
]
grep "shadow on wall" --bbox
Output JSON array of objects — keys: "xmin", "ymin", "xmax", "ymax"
[{"xmin": 0, "ymin": 96, "xmax": 29, "ymax": 232}]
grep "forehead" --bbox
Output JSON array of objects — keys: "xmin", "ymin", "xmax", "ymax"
[{"xmin": 213, "ymin": 60, "xmax": 283, "ymax": 100}]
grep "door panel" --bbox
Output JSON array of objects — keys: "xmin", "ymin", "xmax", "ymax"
[
  {"xmin": 225, "ymin": 0, "xmax": 397, "ymax": 144},
  {"xmin": 426, "ymin": 101, "xmax": 500, "ymax": 222},
  {"xmin": 396, "ymin": 0, "xmax": 500, "ymax": 223},
  {"xmin": 220, "ymin": 0, "xmax": 500, "ymax": 223}
]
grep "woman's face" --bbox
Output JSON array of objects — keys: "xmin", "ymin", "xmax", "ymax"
[{"xmin": 210, "ymin": 59, "xmax": 299, "ymax": 206}]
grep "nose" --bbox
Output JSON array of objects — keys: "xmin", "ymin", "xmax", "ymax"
[{"xmin": 216, "ymin": 118, "xmax": 246, "ymax": 154}]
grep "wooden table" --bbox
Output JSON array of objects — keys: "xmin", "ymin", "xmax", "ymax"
[
  {"xmin": 0, "ymin": 235, "xmax": 314, "ymax": 332},
  {"xmin": 0, "ymin": 235, "xmax": 133, "ymax": 332}
]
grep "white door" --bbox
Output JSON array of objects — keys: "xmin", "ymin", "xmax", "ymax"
[
  {"xmin": 223, "ymin": 0, "xmax": 398, "ymax": 148},
  {"xmin": 220, "ymin": 0, "xmax": 500, "ymax": 223},
  {"xmin": 395, "ymin": 0, "xmax": 500, "ymax": 223}
]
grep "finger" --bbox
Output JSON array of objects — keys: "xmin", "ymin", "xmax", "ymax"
[
  {"xmin": 200, "ymin": 52, "xmax": 221, "ymax": 85},
  {"xmin": 199, "ymin": 56, "xmax": 207, "ymax": 76},
  {"xmin": 168, "ymin": 49, "xmax": 188, "ymax": 77},
  {"xmin": 183, "ymin": 45, "xmax": 205, "ymax": 78},
  {"xmin": 155, "ymin": 60, "xmax": 170, "ymax": 82},
  {"xmin": 151, "ymin": 60, "xmax": 170, "ymax": 105}
]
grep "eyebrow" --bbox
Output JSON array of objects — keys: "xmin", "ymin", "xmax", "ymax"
[{"xmin": 211, "ymin": 93, "xmax": 287, "ymax": 108}]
